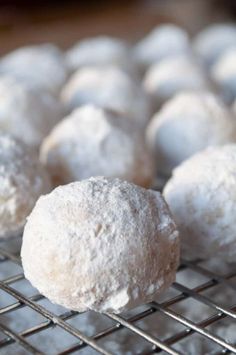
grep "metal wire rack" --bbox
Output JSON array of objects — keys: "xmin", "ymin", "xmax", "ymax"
[{"xmin": 0, "ymin": 237, "xmax": 236, "ymax": 355}]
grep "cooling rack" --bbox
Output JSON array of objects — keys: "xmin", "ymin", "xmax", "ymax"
[{"xmin": 0, "ymin": 238, "xmax": 236, "ymax": 355}]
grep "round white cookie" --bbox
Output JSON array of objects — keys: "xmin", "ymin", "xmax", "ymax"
[
  {"xmin": 41, "ymin": 105, "xmax": 154, "ymax": 187},
  {"xmin": 164, "ymin": 145, "xmax": 236, "ymax": 261},
  {"xmin": 0, "ymin": 76, "xmax": 63, "ymax": 148},
  {"xmin": 146, "ymin": 91, "xmax": 236, "ymax": 175},
  {"xmin": 21, "ymin": 176, "xmax": 179, "ymax": 313},
  {"xmin": 193, "ymin": 23, "xmax": 236, "ymax": 67},
  {"xmin": 143, "ymin": 55, "xmax": 209, "ymax": 110},
  {"xmin": 61, "ymin": 66, "xmax": 150, "ymax": 129},
  {"xmin": 0, "ymin": 44, "xmax": 68, "ymax": 95},
  {"xmin": 66, "ymin": 36, "xmax": 131, "ymax": 73},
  {"xmin": 132, "ymin": 24, "xmax": 190, "ymax": 71},
  {"xmin": 211, "ymin": 48, "xmax": 236, "ymax": 104},
  {"xmin": 0, "ymin": 134, "xmax": 51, "ymax": 239}
]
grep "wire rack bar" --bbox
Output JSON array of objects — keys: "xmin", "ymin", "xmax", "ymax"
[
  {"xmin": 161, "ymin": 304, "xmax": 236, "ymax": 351},
  {"xmin": 172, "ymin": 282, "xmax": 236, "ymax": 319},
  {"xmin": 0, "ymin": 248, "xmax": 21, "ymax": 265},
  {"xmin": 0, "ymin": 310, "xmax": 78, "ymax": 349},
  {"xmin": 0, "ymin": 293, "xmax": 44, "ymax": 315},
  {"xmin": 181, "ymin": 259, "xmax": 236, "ymax": 291},
  {"xmin": 2, "ymin": 273, "xmax": 25, "ymax": 285},
  {"xmin": 51, "ymin": 272, "xmax": 236, "ymax": 355},
  {"xmin": 0, "ymin": 272, "xmax": 233, "ymax": 354},
  {"xmin": 151, "ymin": 302, "xmax": 236, "ymax": 353},
  {"xmin": 0, "ymin": 323, "xmax": 43, "ymax": 355},
  {"xmin": 0, "ymin": 247, "xmax": 236, "ymax": 354},
  {"xmin": 105, "ymin": 312, "xmax": 182, "ymax": 355},
  {"xmin": 0, "ymin": 281, "xmax": 112, "ymax": 355},
  {"xmin": 57, "ymin": 308, "xmax": 156, "ymax": 354}
]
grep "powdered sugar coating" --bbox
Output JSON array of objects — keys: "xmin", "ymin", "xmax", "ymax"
[
  {"xmin": 146, "ymin": 91, "xmax": 236, "ymax": 175},
  {"xmin": 66, "ymin": 36, "xmax": 131, "ymax": 73},
  {"xmin": 0, "ymin": 76, "xmax": 63, "ymax": 148},
  {"xmin": 0, "ymin": 134, "xmax": 51, "ymax": 239},
  {"xmin": 0, "ymin": 44, "xmax": 68, "ymax": 96},
  {"xmin": 21, "ymin": 176, "xmax": 179, "ymax": 313},
  {"xmin": 164, "ymin": 145, "xmax": 236, "ymax": 261},
  {"xmin": 211, "ymin": 48, "xmax": 236, "ymax": 104},
  {"xmin": 132, "ymin": 24, "xmax": 190, "ymax": 71},
  {"xmin": 193, "ymin": 23, "xmax": 236, "ymax": 67},
  {"xmin": 41, "ymin": 105, "xmax": 154, "ymax": 187},
  {"xmin": 143, "ymin": 55, "xmax": 209, "ymax": 110},
  {"xmin": 61, "ymin": 66, "xmax": 150, "ymax": 129}
]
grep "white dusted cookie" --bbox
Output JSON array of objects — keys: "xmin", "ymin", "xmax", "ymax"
[
  {"xmin": 61, "ymin": 66, "xmax": 150, "ymax": 129},
  {"xmin": 211, "ymin": 48, "xmax": 236, "ymax": 104},
  {"xmin": 143, "ymin": 55, "xmax": 209, "ymax": 110},
  {"xmin": 133, "ymin": 24, "xmax": 190, "ymax": 71},
  {"xmin": 0, "ymin": 134, "xmax": 51, "ymax": 239},
  {"xmin": 146, "ymin": 91, "xmax": 236, "ymax": 175},
  {"xmin": 0, "ymin": 76, "xmax": 63, "ymax": 149},
  {"xmin": 41, "ymin": 105, "xmax": 154, "ymax": 187},
  {"xmin": 21, "ymin": 176, "xmax": 179, "ymax": 313},
  {"xmin": 0, "ymin": 44, "xmax": 68, "ymax": 96},
  {"xmin": 66, "ymin": 36, "xmax": 131, "ymax": 72},
  {"xmin": 193, "ymin": 23, "xmax": 236, "ymax": 67},
  {"xmin": 164, "ymin": 145, "xmax": 236, "ymax": 262}
]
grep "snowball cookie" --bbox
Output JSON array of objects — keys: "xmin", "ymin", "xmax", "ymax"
[
  {"xmin": 164, "ymin": 145, "xmax": 236, "ymax": 262},
  {"xmin": 146, "ymin": 91, "xmax": 236, "ymax": 175},
  {"xmin": 21, "ymin": 176, "xmax": 179, "ymax": 313},
  {"xmin": 211, "ymin": 48, "xmax": 236, "ymax": 104},
  {"xmin": 0, "ymin": 44, "xmax": 68, "ymax": 96},
  {"xmin": 66, "ymin": 36, "xmax": 131, "ymax": 73},
  {"xmin": 0, "ymin": 76, "xmax": 63, "ymax": 149},
  {"xmin": 193, "ymin": 23, "xmax": 236, "ymax": 67},
  {"xmin": 41, "ymin": 105, "xmax": 154, "ymax": 187},
  {"xmin": 61, "ymin": 66, "xmax": 150, "ymax": 128},
  {"xmin": 0, "ymin": 134, "xmax": 51, "ymax": 239},
  {"xmin": 143, "ymin": 55, "xmax": 209, "ymax": 110},
  {"xmin": 132, "ymin": 24, "xmax": 190, "ymax": 71}
]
